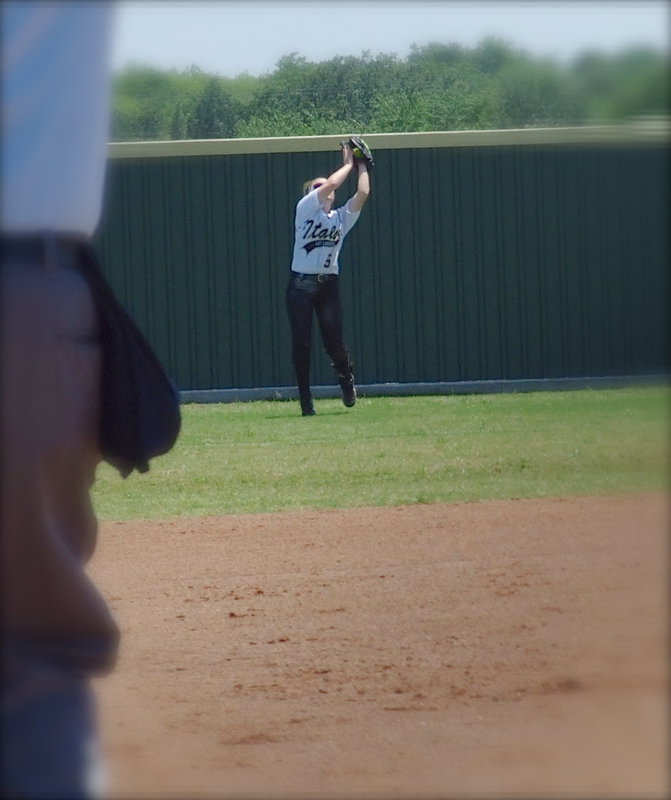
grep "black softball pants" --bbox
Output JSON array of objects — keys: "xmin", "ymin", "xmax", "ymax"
[{"xmin": 285, "ymin": 272, "xmax": 352, "ymax": 403}]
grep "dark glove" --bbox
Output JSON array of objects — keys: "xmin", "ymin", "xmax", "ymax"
[{"xmin": 342, "ymin": 135, "xmax": 374, "ymax": 172}]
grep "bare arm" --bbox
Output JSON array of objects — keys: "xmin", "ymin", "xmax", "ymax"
[
  {"xmin": 349, "ymin": 160, "xmax": 370, "ymax": 212},
  {"xmin": 315, "ymin": 144, "xmax": 355, "ymax": 204}
]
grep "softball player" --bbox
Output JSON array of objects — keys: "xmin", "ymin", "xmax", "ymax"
[{"xmin": 286, "ymin": 142, "xmax": 371, "ymax": 416}]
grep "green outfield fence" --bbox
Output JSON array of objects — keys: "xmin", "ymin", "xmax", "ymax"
[{"xmin": 94, "ymin": 120, "xmax": 670, "ymax": 401}]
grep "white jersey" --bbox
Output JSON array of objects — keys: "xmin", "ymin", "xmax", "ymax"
[
  {"xmin": 1, "ymin": 1, "xmax": 114, "ymax": 236},
  {"xmin": 290, "ymin": 188, "xmax": 361, "ymax": 275}
]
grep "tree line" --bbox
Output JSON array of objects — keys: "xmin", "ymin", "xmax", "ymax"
[{"xmin": 111, "ymin": 38, "xmax": 669, "ymax": 142}]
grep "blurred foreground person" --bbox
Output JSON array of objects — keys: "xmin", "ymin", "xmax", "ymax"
[{"xmin": 1, "ymin": 3, "xmax": 119, "ymax": 797}]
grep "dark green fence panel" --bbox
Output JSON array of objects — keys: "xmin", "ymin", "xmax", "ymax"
[{"xmin": 94, "ymin": 128, "xmax": 669, "ymax": 393}]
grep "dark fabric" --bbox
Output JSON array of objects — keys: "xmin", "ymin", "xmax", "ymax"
[
  {"xmin": 290, "ymin": 271, "xmax": 338, "ymax": 283},
  {"xmin": 286, "ymin": 272, "xmax": 351, "ymax": 400},
  {"xmin": 1, "ymin": 235, "xmax": 182, "ymax": 478},
  {"xmin": 1, "ymin": 234, "xmax": 120, "ymax": 669},
  {"xmin": 73, "ymin": 242, "xmax": 181, "ymax": 477}
]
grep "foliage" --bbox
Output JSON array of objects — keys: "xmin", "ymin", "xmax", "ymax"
[
  {"xmin": 90, "ymin": 388, "xmax": 669, "ymax": 521},
  {"xmin": 110, "ymin": 40, "xmax": 670, "ymax": 142},
  {"xmin": 569, "ymin": 46, "xmax": 670, "ymax": 121},
  {"xmin": 187, "ymin": 77, "xmax": 238, "ymax": 139},
  {"xmin": 494, "ymin": 58, "xmax": 587, "ymax": 127}
]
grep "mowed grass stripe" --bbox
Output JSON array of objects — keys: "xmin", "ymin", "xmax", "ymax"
[{"xmin": 91, "ymin": 387, "xmax": 670, "ymax": 521}]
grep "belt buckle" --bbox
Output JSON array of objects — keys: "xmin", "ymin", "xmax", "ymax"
[{"xmin": 318, "ymin": 273, "xmax": 329, "ymax": 283}]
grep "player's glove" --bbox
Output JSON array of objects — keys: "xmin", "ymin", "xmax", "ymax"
[{"xmin": 341, "ymin": 135, "xmax": 374, "ymax": 172}]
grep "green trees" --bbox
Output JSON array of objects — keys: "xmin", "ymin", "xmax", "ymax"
[
  {"xmin": 495, "ymin": 58, "xmax": 586, "ymax": 127},
  {"xmin": 570, "ymin": 46, "xmax": 670, "ymax": 121},
  {"xmin": 110, "ymin": 40, "xmax": 669, "ymax": 142},
  {"xmin": 111, "ymin": 63, "xmax": 257, "ymax": 141},
  {"xmin": 187, "ymin": 77, "xmax": 237, "ymax": 139},
  {"xmin": 112, "ymin": 65, "xmax": 178, "ymax": 140}
]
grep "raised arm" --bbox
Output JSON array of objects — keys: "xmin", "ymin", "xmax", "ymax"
[
  {"xmin": 349, "ymin": 160, "xmax": 370, "ymax": 212},
  {"xmin": 315, "ymin": 143, "xmax": 355, "ymax": 204}
]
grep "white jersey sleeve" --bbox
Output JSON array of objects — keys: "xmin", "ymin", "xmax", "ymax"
[
  {"xmin": 290, "ymin": 190, "xmax": 361, "ymax": 275},
  {"xmin": 1, "ymin": 1, "xmax": 114, "ymax": 236}
]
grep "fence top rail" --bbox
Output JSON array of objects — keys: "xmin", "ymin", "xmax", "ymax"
[{"xmin": 108, "ymin": 118, "xmax": 670, "ymax": 159}]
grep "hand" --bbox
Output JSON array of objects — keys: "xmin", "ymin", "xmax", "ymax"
[
  {"xmin": 341, "ymin": 142, "xmax": 354, "ymax": 167},
  {"xmin": 348, "ymin": 135, "xmax": 374, "ymax": 173}
]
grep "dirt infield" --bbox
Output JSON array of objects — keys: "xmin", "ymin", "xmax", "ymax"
[{"xmin": 89, "ymin": 492, "xmax": 669, "ymax": 799}]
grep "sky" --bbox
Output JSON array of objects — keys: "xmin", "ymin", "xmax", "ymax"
[{"xmin": 111, "ymin": 1, "xmax": 670, "ymax": 78}]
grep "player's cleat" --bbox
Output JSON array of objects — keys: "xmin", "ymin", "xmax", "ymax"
[
  {"xmin": 300, "ymin": 399, "xmax": 315, "ymax": 416},
  {"xmin": 338, "ymin": 376, "xmax": 357, "ymax": 408}
]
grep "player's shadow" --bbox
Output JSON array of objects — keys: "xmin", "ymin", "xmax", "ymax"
[{"xmin": 263, "ymin": 408, "xmax": 352, "ymax": 420}]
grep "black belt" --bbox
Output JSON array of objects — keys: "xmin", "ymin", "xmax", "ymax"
[
  {"xmin": 291, "ymin": 271, "xmax": 338, "ymax": 283},
  {"xmin": 1, "ymin": 232, "xmax": 88, "ymax": 266}
]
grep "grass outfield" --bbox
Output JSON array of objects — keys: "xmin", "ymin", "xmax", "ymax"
[{"xmin": 91, "ymin": 387, "xmax": 669, "ymax": 521}]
